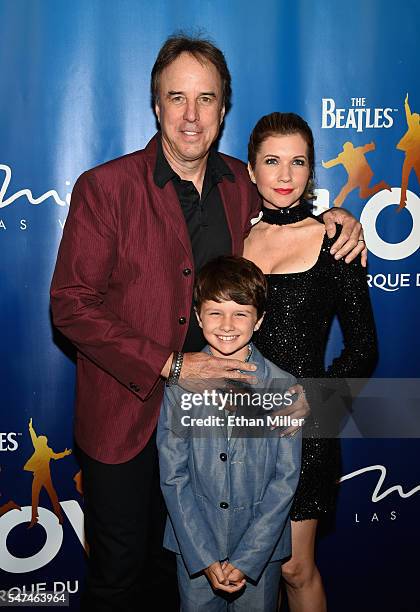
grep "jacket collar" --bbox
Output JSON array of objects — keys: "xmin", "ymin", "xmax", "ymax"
[
  {"xmin": 153, "ymin": 135, "xmax": 234, "ymax": 188},
  {"xmin": 142, "ymin": 133, "xmax": 242, "ymax": 261}
]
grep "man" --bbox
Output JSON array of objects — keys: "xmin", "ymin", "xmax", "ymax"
[{"xmin": 50, "ymin": 35, "xmax": 365, "ymax": 612}]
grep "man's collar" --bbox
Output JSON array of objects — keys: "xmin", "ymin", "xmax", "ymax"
[
  {"xmin": 153, "ymin": 137, "xmax": 178, "ymax": 187},
  {"xmin": 153, "ymin": 136, "xmax": 235, "ymax": 188}
]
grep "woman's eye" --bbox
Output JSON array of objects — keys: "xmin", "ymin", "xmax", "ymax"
[
  {"xmin": 265, "ymin": 158, "xmax": 278, "ymax": 165},
  {"xmin": 293, "ymin": 159, "xmax": 306, "ymax": 166}
]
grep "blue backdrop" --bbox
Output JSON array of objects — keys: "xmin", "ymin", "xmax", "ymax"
[{"xmin": 1, "ymin": 1, "xmax": 419, "ymax": 610}]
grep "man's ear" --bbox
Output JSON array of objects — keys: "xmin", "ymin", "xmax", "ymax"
[
  {"xmin": 219, "ymin": 104, "xmax": 226, "ymax": 125},
  {"xmin": 248, "ymin": 162, "xmax": 256, "ymax": 184},
  {"xmin": 194, "ymin": 307, "xmax": 203, "ymax": 328},
  {"xmin": 155, "ymin": 102, "xmax": 161, "ymax": 123},
  {"xmin": 254, "ymin": 312, "xmax": 265, "ymax": 332}
]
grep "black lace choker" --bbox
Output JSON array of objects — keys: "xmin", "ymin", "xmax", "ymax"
[{"xmin": 261, "ymin": 203, "xmax": 312, "ymax": 226}]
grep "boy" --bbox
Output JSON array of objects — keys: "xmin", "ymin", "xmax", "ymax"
[{"xmin": 157, "ymin": 256, "xmax": 302, "ymax": 611}]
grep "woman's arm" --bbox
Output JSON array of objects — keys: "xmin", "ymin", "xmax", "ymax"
[
  {"xmin": 306, "ymin": 240, "xmax": 378, "ymax": 436},
  {"xmin": 326, "ymin": 254, "xmax": 378, "ymax": 379}
]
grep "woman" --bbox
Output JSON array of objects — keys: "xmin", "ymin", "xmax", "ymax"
[{"xmin": 243, "ymin": 112, "xmax": 378, "ymax": 612}]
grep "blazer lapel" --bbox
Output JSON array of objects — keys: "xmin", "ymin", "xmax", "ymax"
[
  {"xmin": 229, "ymin": 346, "xmax": 267, "ymax": 451},
  {"xmin": 143, "ymin": 135, "xmax": 193, "ymax": 262},
  {"xmin": 154, "ymin": 180, "xmax": 194, "ymax": 261},
  {"xmin": 218, "ymin": 178, "xmax": 243, "ymax": 256}
]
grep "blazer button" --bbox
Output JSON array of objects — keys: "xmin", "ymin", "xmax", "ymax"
[
  {"xmin": 220, "ymin": 502, "xmax": 229, "ymax": 509},
  {"xmin": 129, "ymin": 382, "xmax": 140, "ymax": 392},
  {"xmin": 183, "ymin": 268, "xmax": 192, "ymax": 276},
  {"xmin": 178, "ymin": 317, "xmax": 186, "ymax": 325},
  {"xmin": 219, "ymin": 453, "xmax": 227, "ymax": 462}
]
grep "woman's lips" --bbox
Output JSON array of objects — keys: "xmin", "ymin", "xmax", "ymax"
[{"xmin": 274, "ymin": 188, "xmax": 294, "ymax": 195}]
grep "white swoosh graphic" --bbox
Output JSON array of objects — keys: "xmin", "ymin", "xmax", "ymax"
[
  {"xmin": 0, "ymin": 163, "xmax": 69, "ymax": 208},
  {"xmin": 340, "ymin": 464, "xmax": 420, "ymax": 502}
]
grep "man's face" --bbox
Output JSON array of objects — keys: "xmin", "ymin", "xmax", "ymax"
[{"xmin": 155, "ymin": 52, "xmax": 225, "ymax": 166}]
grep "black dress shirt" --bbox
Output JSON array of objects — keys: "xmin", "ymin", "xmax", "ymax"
[{"xmin": 154, "ymin": 138, "xmax": 234, "ymax": 351}]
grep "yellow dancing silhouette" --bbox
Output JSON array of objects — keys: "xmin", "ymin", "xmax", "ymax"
[
  {"xmin": 23, "ymin": 418, "xmax": 71, "ymax": 528},
  {"xmin": 397, "ymin": 93, "xmax": 420, "ymax": 210},
  {"xmin": 322, "ymin": 141, "xmax": 390, "ymax": 206}
]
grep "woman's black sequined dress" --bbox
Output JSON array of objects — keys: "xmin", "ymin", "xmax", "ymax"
[{"xmin": 255, "ymin": 229, "xmax": 377, "ymax": 521}]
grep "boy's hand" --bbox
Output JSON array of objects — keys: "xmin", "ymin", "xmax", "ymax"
[
  {"xmin": 204, "ymin": 561, "xmax": 245, "ymax": 593},
  {"xmin": 221, "ymin": 561, "xmax": 246, "ymax": 586}
]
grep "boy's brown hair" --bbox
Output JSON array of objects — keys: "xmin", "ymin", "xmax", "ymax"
[{"xmin": 194, "ymin": 256, "xmax": 267, "ymax": 319}]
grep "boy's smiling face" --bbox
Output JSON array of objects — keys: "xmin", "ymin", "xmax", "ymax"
[{"xmin": 196, "ymin": 299, "xmax": 264, "ymax": 360}]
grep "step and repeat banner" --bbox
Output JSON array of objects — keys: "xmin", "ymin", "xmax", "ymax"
[{"xmin": 1, "ymin": 1, "xmax": 419, "ymax": 610}]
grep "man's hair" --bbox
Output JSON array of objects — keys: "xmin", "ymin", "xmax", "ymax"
[
  {"xmin": 151, "ymin": 34, "xmax": 232, "ymax": 111},
  {"xmin": 194, "ymin": 256, "xmax": 267, "ymax": 319},
  {"xmin": 248, "ymin": 112, "xmax": 316, "ymax": 201}
]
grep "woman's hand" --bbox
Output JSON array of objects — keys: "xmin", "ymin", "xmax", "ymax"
[{"xmin": 270, "ymin": 384, "xmax": 309, "ymax": 435}]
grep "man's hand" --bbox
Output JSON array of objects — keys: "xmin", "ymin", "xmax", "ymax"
[
  {"xmin": 29, "ymin": 418, "xmax": 33, "ymax": 428},
  {"xmin": 323, "ymin": 207, "xmax": 367, "ymax": 266},
  {"xmin": 270, "ymin": 384, "xmax": 309, "ymax": 434},
  {"xmin": 204, "ymin": 561, "xmax": 245, "ymax": 593},
  {"xmin": 221, "ymin": 561, "xmax": 246, "ymax": 586},
  {"xmin": 178, "ymin": 352, "xmax": 258, "ymax": 393}
]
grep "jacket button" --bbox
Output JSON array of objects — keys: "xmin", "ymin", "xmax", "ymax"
[
  {"xmin": 220, "ymin": 502, "xmax": 229, "ymax": 509},
  {"xmin": 183, "ymin": 268, "xmax": 192, "ymax": 276},
  {"xmin": 178, "ymin": 317, "xmax": 186, "ymax": 325},
  {"xmin": 129, "ymin": 382, "xmax": 140, "ymax": 392},
  {"xmin": 219, "ymin": 453, "xmax": 227, "ymax": 462}
]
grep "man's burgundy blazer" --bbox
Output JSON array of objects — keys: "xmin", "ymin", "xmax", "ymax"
[{"xmin": 50, "ymin": 135, "xmax": 260, "ymax": 463}]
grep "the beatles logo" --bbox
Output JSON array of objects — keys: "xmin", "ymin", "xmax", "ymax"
[
  {"xmin": 321, "ymin": 94, "xmax": 420, "ymax": 260},
  {"xmin": 321, "ymin": 97, "xmax": 396, "ymax": 132},
  {"xmin": 322, "ymin": 94, "xmax": 420, "ymax": 211}
]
